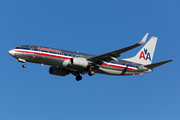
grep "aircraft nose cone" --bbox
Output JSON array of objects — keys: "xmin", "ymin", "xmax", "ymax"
[{"xmin": 8, "ymin": 49, "xmax": 15, "ymax": 56}]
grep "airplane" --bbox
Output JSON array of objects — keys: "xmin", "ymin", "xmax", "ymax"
[{"xmin": 8, "ymin": 33, "xmax": 173, "ymax": 81}]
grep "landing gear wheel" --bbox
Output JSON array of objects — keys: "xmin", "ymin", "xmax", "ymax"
[
  {"xmin": 88, "ymin": 71, "xmax": 94, "ymax": 76},
  {"xmin": 22, "ymin": 64, "xmax": 26, "ymax": 68},
  {"xmin": 76, "ymin": 75, "xmax": 82, "ymax": 81}
]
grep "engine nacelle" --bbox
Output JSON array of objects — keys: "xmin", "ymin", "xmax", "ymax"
[
  {"xmin": 70, "ymin": 58, "xmax": 88, "ymax": 68},
  {"xmin": 49, "ymin": 67, "xmax": 69, "ymax": 76}
]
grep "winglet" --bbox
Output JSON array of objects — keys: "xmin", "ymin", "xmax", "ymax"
[{"xmin": 139, "ymin": 33, "xmax": 149, "ymax": 45}]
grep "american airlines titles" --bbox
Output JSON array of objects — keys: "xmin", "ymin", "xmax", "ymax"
[{"xmin": 38, "ymin": 46, "xmax": 61, "ymax": 53}]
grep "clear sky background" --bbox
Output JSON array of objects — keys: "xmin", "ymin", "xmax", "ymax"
[{"xmin": 0, "ymin": 0, "xmax": 179, "ymax": 120}]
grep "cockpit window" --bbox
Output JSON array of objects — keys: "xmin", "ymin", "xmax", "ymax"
[
  {"xmin": 23, "ymin": 47, "xmax": 30, "ymax": 50},
  {"xmin": 15, "ymin": 46, "xmax": 21, "ymax": 49},
  {"xmin": 15, "ymin": 45, "xmax": 31, "ymax": 50},
  {"xmin": 21, "ymin": 46, "xmax": 30, "ymax": 50}
]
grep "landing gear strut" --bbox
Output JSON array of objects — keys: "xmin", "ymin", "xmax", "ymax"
[
  {"xmin": 88, "ymin": 66, "xmax": 95, "ymax": 76},
  {"xmin": 17, "ymin": 58, "xmax": 26, "ymax": 68},
  {"xmin": 76, "ymin": 75, "xmax": 82, "ymax": 81}
]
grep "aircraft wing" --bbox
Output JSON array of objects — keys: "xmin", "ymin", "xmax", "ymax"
[{"xmin": 88, "ymin": 33, "xmax": 149, "ymax": 65}]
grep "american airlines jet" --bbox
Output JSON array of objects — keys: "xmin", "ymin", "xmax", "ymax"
[{"xmin": 8, "ymin": 33, "xmax": 173, "ymax": 81}]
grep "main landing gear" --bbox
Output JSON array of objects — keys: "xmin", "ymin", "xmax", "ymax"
[
  {"xmin": 76, "ymin": 74, "xmax": 82, "ymax": 81},
  {"xmin": 75, "ymin": 70, "xmax": 94, "ymax": 81},
  {"xmin": 88, "ymin": 66, "xmax": 95, "ymax": 76},
  {"xmin": 22, "ymin": 64, "xmax": 26, "ymax": 68},
  {"xmin": 88, "ymin": 70, "xmax": 94, "ymax": 76}
]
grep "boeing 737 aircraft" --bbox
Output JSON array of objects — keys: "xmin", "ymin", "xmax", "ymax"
[{"xmin": 8, "ymin": 33, "xmax": 173, "ymax": 81}]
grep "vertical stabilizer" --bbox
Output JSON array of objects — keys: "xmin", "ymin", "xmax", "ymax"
[{"xmin": 123, "ymin": 37, "xmax": 157, "ymax": 65}]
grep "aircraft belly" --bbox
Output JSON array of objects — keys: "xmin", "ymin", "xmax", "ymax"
[
  {"xmin": 15, "ymin": 52, "xmax": 36, "ymax": 61},
  {"xmin": 97, "ymin": 66, "xmax": 136, "ymax": 76},
  {"xmin": 14, "ymin": 52, "xmax": 24, "ymax": 59},
  {"xmin": 35, "ymin": 55, "xmax": 64, "ymax": 66},
  {"xmin": 22, "ymin": 53, "xmax": 65, "ymax": 66}
]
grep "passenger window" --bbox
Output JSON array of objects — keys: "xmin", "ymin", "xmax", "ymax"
[
  {"xmin": 128, "ymin": 65, "xmax": 132, "ymax": 67},
  {"xmin": 23, "ymin": 48, "xmax": 29, "ymax": 50},
  {"xmin": 121, "ymin": 63, "xmax": 125, "ymax": 66}
]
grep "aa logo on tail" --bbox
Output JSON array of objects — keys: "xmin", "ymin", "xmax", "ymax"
[{"xmin": 139, "ymin": 48, "xmax": 151, "ymax": 61}]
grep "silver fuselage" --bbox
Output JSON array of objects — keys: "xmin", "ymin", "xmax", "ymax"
[{"xmin": 8, "ymin": 45, "xmax": 152, "ymax": 76}]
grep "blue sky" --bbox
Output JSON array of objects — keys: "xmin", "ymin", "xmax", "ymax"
[{"xmin": 0, "ymin": 0, "xmax": 180, "ymax": 120}]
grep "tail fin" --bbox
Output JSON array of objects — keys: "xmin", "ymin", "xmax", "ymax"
[{"xmin": 123, "ymin": 37, "xmax": 157, "ymax": 65}]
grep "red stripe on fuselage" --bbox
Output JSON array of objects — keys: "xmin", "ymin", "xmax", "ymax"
[
  {"xmin": 15, "ymin": 50, "xmax": 71, "ymax": 60},
  {"xmin": 15, "ymin": 49, "xmax": 136, "ymax": 71},
  {"xmin": 102, "ymin": 63, "xmax": 136, "ymax": 71}
]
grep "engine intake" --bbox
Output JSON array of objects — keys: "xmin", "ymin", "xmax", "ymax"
[{"xmin": 49, "ymin": 67, "xmax": 69, "ymax": 76}]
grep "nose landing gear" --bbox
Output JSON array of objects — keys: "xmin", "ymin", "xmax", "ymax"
[{"xmin": 17, "ymin": 58, "xmax": 26, "ymax": 68}]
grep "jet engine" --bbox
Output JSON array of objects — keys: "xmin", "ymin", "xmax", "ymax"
[
  {"xmin": 49, "ymin": 67, "xmax": 69, "ymax": 76},
  {"xmin": 70, "ymin": 58, "xmax": 88, "ymax": 68}
]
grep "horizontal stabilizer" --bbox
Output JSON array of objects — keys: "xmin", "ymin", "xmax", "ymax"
[{"xmin": 144, "ymin": 59, "xmax": 174, "ymax": 69}]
